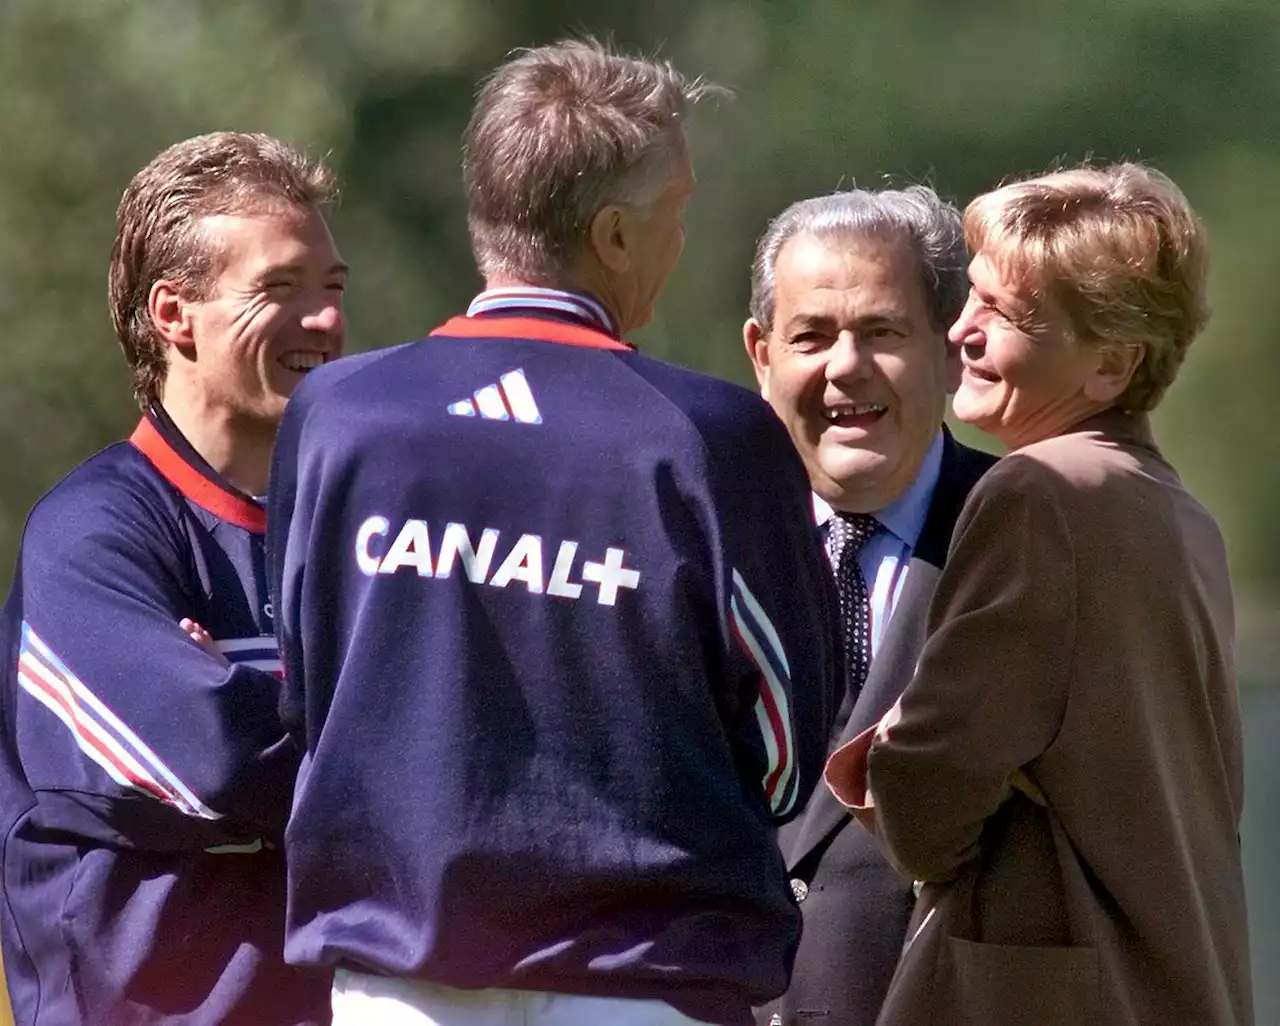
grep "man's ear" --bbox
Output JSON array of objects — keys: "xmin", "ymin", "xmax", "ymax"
[
  {"xmin": 148, "ymin": 280, "xmax": 197, "ymax": 352},
  {"xmin": 743, "ymin": 317, "xmax": 771, "ymax": 398},
  {"xmin": 1083, "ymin": 341, "xmax": 1144, "ymax": 404},
  {"xmin": 587, "ymin": 203, "xmax": 632, "ymax": 274}
]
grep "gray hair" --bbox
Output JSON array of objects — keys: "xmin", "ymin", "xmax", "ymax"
[
  {"xmin": 463, "ymin": 38, "xmax": 718, "ymax": 282},
  {"xmin": 748, "ymin": 185, "xmax": 967, "ymax": 333}
]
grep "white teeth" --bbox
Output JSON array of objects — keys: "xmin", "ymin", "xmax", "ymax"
[
  {"xmin": 281, "ymin": 352, "xmax": 325, "ymax": 373},
  {"xmin": 824, "ymin": 403, "xmax": 887, "ymax": 421}
]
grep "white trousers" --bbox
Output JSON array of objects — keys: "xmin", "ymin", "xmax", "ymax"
[{"xmin": 331, "ymin": 969, "xmax": 714, "ymax": 1026}]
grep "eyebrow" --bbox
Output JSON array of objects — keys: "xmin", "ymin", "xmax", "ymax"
[
  {"xmin": 253, "ymin": 261, "xmax": 349, "ymax": 283},
  {"xmin": 781, "ymin": 313, "xmax": 835, "ymax": 334},
  {"xmin": 784, "ymin": 310, "xmax": 911, "ymax": 332},
  {"xmin": 858, "ymin": 310, "xmax": 911, "ymax": 325},
  {"xmin": 969, "ymin": 283, "xmax": 996, "ymax": 306},
  {"xmin": 972, "ymin": 282, "xmax": 1024, "ymax": 317},
  {"xmin": 969, "ymin": 275, "xmax": 998, "ymax": 300}
]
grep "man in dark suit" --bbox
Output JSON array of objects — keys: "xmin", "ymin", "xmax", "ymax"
[{"xmin": 742, "ymin": 186, "xmax": 996, "ymax": 1026}]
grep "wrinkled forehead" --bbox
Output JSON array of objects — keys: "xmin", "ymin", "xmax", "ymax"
[{"xmin": 189, "ymin": 201, "xmax": 338, "ymax": 278}]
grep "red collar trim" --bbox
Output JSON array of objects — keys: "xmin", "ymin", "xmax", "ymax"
[
  {"xmin": 129, "ymin": 418, "xmax": 267, "ymax": 533},
  {"xmin": 430, "ymin": 315, "xmax": 632, "ymax": 351}
]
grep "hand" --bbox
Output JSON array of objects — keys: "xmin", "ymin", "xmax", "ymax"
[
  {"xmin": 873, "ymin": 697, "xmax": 903, "ymax": 744},
  {"xmin": 179, "ymin": 618, "xmax": 230, "ymax": 666}
]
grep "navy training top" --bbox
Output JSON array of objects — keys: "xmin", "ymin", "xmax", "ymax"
[
  {"xmin": 0, "ymin": 406, "xmax": 330, "ymax": 1026},
  {"xmin": 269, "ymin": 313, "xmax": 839, "ymax": 1025}
]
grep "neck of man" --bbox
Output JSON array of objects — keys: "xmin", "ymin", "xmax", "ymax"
[
  {"xmin": 159, "ymin": 377, "xmax": 275, "ymax": 498},
  {"xmin": 485, "ymin": 264, "xmax": 629, "ymax": 335}
]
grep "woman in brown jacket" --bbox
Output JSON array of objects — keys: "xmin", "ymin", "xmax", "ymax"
[{"xmin": 826, "ymin": 162, "xmax": 1253, "ymax": 1026}]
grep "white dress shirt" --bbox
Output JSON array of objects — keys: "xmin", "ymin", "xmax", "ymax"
[{"xmin": 812, "ymin": 432, "xmax": 944, "ymax": 657}]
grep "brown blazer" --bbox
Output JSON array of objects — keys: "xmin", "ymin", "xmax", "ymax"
[{"xmin": 827, "ymin": 409, "xmax": 1253, "ymax": 1026}]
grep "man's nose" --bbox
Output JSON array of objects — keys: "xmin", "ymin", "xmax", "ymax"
[
  {"xmin": 302, "ymin": 296, "xmax": 344, "ymax": 336},
  {"xmin": 826, "ymin": 331, "xmax": 872, "ymax": 381}
]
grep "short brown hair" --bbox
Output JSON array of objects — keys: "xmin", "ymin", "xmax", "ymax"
[
  {"xmin": 963, "ymin": 162, "xmax": 1208, "ymax": 412},
  {"xmin": 109, "ymin": 131, "xmax": 338, "ymax": 406},
  {"xmin": 463, "ymin": 38, "xmax": 715, "ymax": 282}
]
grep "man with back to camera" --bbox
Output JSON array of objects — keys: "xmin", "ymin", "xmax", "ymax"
[
  {"xmin": 268, "ymin": 39, "xmax": 839, "ymax": 1026},
  {"xmin": 0, "ymin": 131, "xmax": 346, "ymax": 1025},
  {"xmin": 742, "ymin": 186, "xmax": 996, "ymax": 1026}
]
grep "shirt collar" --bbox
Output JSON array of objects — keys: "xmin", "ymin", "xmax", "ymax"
[
  {"xmin": 812, "ymin": 430, "xmax": 945, "ymax": 551},
  {"xmin": 130, "ymin": 403, "xmax": 266, "ymax": 532},
  {"xmin": 467, "ymin": 286, "xmax": 617, "ymax": 337}
]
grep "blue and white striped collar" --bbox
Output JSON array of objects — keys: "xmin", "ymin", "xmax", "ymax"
[{"xmin": 467, "ymin": 286, "xmax": 617, "ymax": 337}]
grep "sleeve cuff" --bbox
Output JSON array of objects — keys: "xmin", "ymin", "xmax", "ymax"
[{"xmin": 824, "ymin": 723, "xmax": 878, "ymax": 834}]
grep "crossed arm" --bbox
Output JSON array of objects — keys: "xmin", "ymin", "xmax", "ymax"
[{"xmin": 826, "ymin": 458, "xmax": 1074, "ymax": 882}]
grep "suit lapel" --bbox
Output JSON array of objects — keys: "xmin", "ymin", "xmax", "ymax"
[
  {"xmin": 846, "ymin": 561, "xmax": 939, "ymax": 736},
  {"xmin": 787, "ymin": 432, "xmax": 998, "ymax": 870},
  {"xmin": 787, "ymin": 559, "xmax": 939, "ymax": 865}
]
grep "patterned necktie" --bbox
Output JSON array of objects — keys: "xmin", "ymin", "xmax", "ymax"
[{"xmin": 825, "ymin": 512, "xmax": 880, "ymax": 709}]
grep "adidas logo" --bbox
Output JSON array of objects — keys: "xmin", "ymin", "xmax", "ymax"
[{"xmin": 447, "ymin": 368, "xmax": 542, "ymax": 424}]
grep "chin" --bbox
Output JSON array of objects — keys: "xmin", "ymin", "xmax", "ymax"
[
  {"xmin": 269, "ymin": 371, "xmax": 311, "ymax": 402},
  {"xmin": 816, "ymin": 448, "xmax": 890, "ymax": 491},
  {"xmin": 951, "ymin": 389, "xmax": 989, "ymax": 427}
]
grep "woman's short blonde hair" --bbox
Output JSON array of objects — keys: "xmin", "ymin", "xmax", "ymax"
[{"xmin": 963, "ymin": 162, "xmax": 1208, "ymax": 412}]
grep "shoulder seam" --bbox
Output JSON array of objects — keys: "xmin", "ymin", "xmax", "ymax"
[{"xmin": 601, "ymin": 350, "xmax": 768, "ymax": 459}]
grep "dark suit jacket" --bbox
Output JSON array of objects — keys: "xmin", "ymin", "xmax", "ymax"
[{"xmin": 763, "ymin": 431, "xmax": 994, "ymax": 1026}]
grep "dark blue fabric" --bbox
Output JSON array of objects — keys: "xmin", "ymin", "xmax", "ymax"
[
  {"xmin": 269, "ymin": 322, "xmax": 840, "ymax": 1026},
  {"xmin": 0, "ymin": 409, "xmax": 330, "ymax": 1025}
]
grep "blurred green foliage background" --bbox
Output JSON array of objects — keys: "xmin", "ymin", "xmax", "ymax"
[{"xmin": 1, "ymin": 0, "xmax": 1276, "ymax": 1018}]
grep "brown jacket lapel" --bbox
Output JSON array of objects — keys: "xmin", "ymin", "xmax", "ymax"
[{"xmin": 786, "ymin": 433, "xmax": 995, "ymax": 870}]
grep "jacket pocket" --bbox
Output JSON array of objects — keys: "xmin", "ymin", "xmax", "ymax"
[{"xmin": 949, "ymin": 937, "xmax": 1098, "ymax": 1026}]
